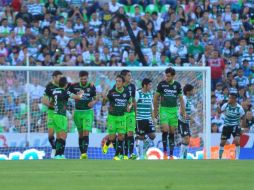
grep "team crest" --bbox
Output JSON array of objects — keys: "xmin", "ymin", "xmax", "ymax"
[
  {"xmin": 128, "ymin": 86, "xmax": 132, "ymax": 90},
  {"xmin": 87, "ymin": 88, "xmax": 90, "ymax": 92},
  {"xmin": 123, "ymin": 93, "xmax": 126, "ymax": 98},
  {"xmin": 173, "ymin": 85, "xmax": 176, "ymax": 89}
]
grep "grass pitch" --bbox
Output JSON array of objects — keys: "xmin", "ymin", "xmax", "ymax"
[{"xmin": 0, "ymin": 160, "xmax": 252, "ymax": 190}]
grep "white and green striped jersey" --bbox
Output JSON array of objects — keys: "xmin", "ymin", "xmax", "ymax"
[
  {"xmin": 135, "ymin": 89, "xmax": 153, "ymax": 120},
  {"xmin": 179, "ymin": 95, "xmax": 195, "ymax": 123},
  {"xmin": 221, "ymin": 103, "xmax": 245, "ymax": 126}
]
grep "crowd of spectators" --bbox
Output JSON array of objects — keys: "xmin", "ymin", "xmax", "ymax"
[{"xmin": 0, "ymin": 0, "xmax": 253, "ymax": 134}]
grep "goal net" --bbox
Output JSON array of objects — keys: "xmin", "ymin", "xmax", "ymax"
[{"xmin": 0, "ymin": 66, "xmax": 211, "ymax": 160}]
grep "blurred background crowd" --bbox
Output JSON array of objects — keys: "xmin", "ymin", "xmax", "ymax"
[{"xmin": 0, "ymin": 0, "xmax": 253, "ymax": 134}]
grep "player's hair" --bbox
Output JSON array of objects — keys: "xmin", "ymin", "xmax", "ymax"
[
  {"xmin": 52, "ymin": 71, "xmax": 62, "ymax": 77},
  {"xmin": 59, "ymin": 77, "xmax": 68, "ymax": 88},
  {"xmin": 229, "ymin": 92, "xmax": 238, "ymax": 98},
  {"xmin": 79, "ymin": 71, "xmax": 88, "ymax": 77},
  {"xmin": 165, "ymin": 67, "xmax": 176, "ymax": 76},
  {"xmin": 183, "ymin": 84, "xmax": 194, "ymax": 95},
  {"xmin": 142, "ymin": 78, "xmax": 152, "ymax": 87},
  {"xmin": 120, "ymin": 69, "xmax": 130, "ymax": 76},
  {"xmin": 116, "ymin": 75, "xmax": 125, "ymax": 83}
]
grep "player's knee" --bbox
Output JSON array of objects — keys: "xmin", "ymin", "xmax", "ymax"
[
  {"xmin": 138, "ymin": 135, "xmax": 145, "ymax": 140},
  {"xmin": 148, "ymin": 133, "xmax": 156, "ymax": 140},
  {"xmin": 184, "ymin": 136, "xmax": 190, "ymax": 144},
  {"xmin": 234, "ymin": 137, "xmax": 240, "ymax": 146},
  {"xmin": 220, "ymin": 140, "xmax": 226, "ymax": 147},
  {"xmin": 118, "ymin": 134, "xmax": 124, "ymax": 141}
]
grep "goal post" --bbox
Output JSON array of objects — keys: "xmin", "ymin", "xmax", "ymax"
[{"xmin": 0, "ymin": 66, "xmax": 211, "ymax": 159}]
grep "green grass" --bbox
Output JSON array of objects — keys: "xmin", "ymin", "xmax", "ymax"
[{"xmin": 0, "ymin": 160, "xmax": 253, "ymax": 190}]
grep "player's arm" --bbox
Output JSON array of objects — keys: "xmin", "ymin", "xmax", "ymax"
[
  {"xmin": 42, "ymin": 96, "xmax": 53, "ymax": 108},
  {"xmin": 239, "ymin": 106, "xmax": 246, "ymax": 132},
  {"xmin": 153, "ymin": 92, "xmax": 160, "ymax": 119},
  {"xmin": 42, "ymin": 84, "xmax": 52, "ymax": 107},
  {"xmin": 127, "ymin": 97, "xmax": 133, "ymax": 112},
  {"xmin": 179, "ymin": 95, "xmax": 186, "ymax": 119},
  {"xmin": 88, "ymin": 85, "xmax": 98, "ymax": 108},
  {"xmin": 102, "ymin": 90, "xmax": 110, "ymax": 106},
  {"xmin": 69, "ymin": 90, "xmax": 84, "ymax": 100}
]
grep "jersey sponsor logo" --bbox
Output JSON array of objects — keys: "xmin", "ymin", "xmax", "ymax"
[
  {"xmin": 163, "ymin": 89, "xmax": 177, "ymax": 93},
  {"xmin": 52, "ymin": 90, "xmax": 62, "ymax": 94}
]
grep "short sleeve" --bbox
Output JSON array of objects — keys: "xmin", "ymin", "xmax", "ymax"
[
  {"xmin": 131, "ymin": 84, "xmax": 136, "ymax": 98},
  {"xmin": 156, "ymin": 82, "xmax": 163, "ymax": 94},
  {"xmin": 177, "ymin": 83, "xmax": 183, "ymax": 95},
  {"xmin": 44, "ymin": 85, "xmax": 51, "ymax": 97},
  {"xmin": 221, "ymin": 103, "xmax": 227, "ymax": 112},
  {"xmin": 135, "ymin": 91, "xmax": 140, "ymax": 102}
]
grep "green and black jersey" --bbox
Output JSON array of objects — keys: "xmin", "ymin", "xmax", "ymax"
[
  {"xmin": 124, "ymin": 83, "xmax": 136, "ymax": 112},
  {"xmin": 44, "ymin": 82, "xmax": 59, "ymax": 110},
  {"xmin": 52, "ymin": 88, "xmax": 72, "ymax": 116},
  {"xmin": 156, "ymin": 80, "xmax": 182, "ymax": 108},
  {"xmin": 107, "ymin": 87, "xmax": 131, "ymax": 116},
  {"xmin": 69, "ymin": 82, "xmax": 96, "ymax": 110}
]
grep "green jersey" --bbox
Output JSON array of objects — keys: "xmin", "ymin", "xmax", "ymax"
[
  {"xmin": 135, "ymin": 89, "xmax": 153, "ymax": 120},
  {"xmin": 221, "ymin": 103, "xmax": 245, "ymax": 126},
  {"xmin": 44, "ymin": 82, "xmax": 58, "ymax": 110},
  {"xmin": 107, "ymin": 87, "xmax": 131, "ymax": 116},
  {"xmin": 69, "ymin": 82, "xmax": 96, "ymax": 110},
  {"xmin": 156, "ymin": 80, "xmax": 182, "ymax": 108},
  {"xmin": 52, "ymin": 88, "xmax": 72, "ymax": 116}
]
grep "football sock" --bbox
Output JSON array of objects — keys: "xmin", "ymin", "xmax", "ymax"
[
  {"xmin": 180, "ymin": 143, "xmax": 188, "ymax": 159},
  {"xmin": 162, "ymin": 132, "xmax": 168, "ymax": 152},
  {"xmin": 138, "ymin": 140, "xmax": 144, "ymax": 159},
  {"xmin": 235, "ymin": 146, "xmax": 240, "ymax": 159},
  {"xmin": 219, "ymin": 146, "xmax": 224, "ymax": 159},
  {"xmin": 112, "ymin": 138, "xmax": 117, "ymax": 151},
  {"xmin": 169, "ymin": 133, "xmax": 175, "ymax": 156},
  {"xmin": 124, "ymin": 134, "xmax": 128, "ymax": 156},
  {"xmin": 84, "ymin": 136, "xmax": 89, "ymax": 153},
  {"xmin": 79, "ymin": 137, "xmax": 85, "ymax": 154},
  {"xmin": 48, "ymin": 136, "xmax": 56, "ymax": 149},
  {"xmin": 116, "ymin": 140, "xmax": 123, "ymax": 156},
  {"xmin": 56, "ymin": 138, "xmax": 66, "ymax": 156},
  {"xmin": 128, "ymin": 136, "xmax": 134, "ymax": 155}
]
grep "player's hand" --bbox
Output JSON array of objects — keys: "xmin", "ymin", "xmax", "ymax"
[
  {"xmin": 88, "ymin": 101, "xmax": 95, "ymax": 108},
  {"xmin": 77, "ymin": 90, "xmax": 84, "ymax": 97},
  {"xmin": 153, "ymin": 110, "xmax": 158, "ymax": 119},
  {"xmin": 127, "ymin": 105, "xmax": 131, "ymax": 112},
  {"xmin": 181, "ymin": 110, "xmax": 186, "ymax": 120},
  {"xmin": 153, "ymin": 117, "xmax": 158, "ymax": 125}
]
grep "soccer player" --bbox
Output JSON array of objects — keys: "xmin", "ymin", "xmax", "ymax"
[
  {"xmin": 135, "ymin": 78, "xmax": 156, "ymax": 159},
  {"xmin": 69, "ymin": 71, "xmax": 97, "ymax": 159},
  {"xmin": 50, "ymin": 77, "xmax": 83, "ymax": 159},
  {"xmin": 153, "ymin": 67, "xmax": 186, "ymax": 160},
  {"xmin": 102, "ymin": 75, "xmax": 132, "ymax": 160},
  {"xmin": 178, "ymin": 84, "xmax": 195, "ymax": 159},
  {"xmin": 218, "ymin": 93, "xmax": 245, "ymax": 159},
  {"xmin": 42, "ymin": 71, "xmax": 63, "ymax": 158},
  {"xmin": 120, "ymin": 69, "xmax": 136, "ymax": 160}
]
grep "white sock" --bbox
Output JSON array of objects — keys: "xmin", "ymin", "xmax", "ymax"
[
  {"xmin": 236, "ymin": 146, "xmax": 240, "ymax": 160},
  {"xmin": 138, "ymin": 140, "xmax": 144, "ymax": 159},
  {"xmin": 180, "ymin": 144, "xmax": 187, "ymax": 159}
]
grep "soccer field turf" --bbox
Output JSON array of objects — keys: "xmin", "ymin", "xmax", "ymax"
[{"xmin": 0, "ymin": 160, "xmax": 252, "ymax": 190}]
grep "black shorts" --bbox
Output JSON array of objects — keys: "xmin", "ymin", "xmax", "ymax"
[
  {"xmin": 221, "ymin": 125, "xmax": 241, "ymax": 140},
  {"xmin": 178, "ymin": 119, "xmax": 191, "ymax": 137},
  {"xmin": 136, "ymin": 119, "xmax": 155, "ymax": 136}
]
